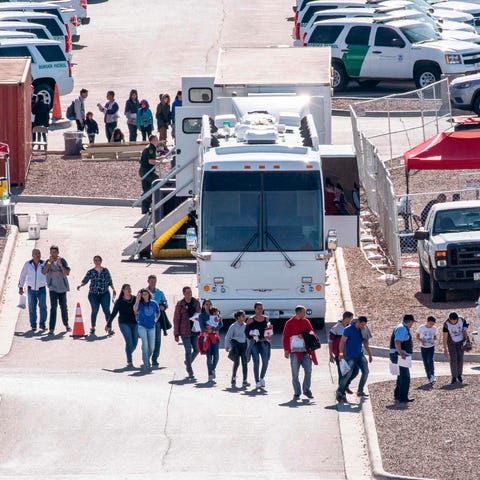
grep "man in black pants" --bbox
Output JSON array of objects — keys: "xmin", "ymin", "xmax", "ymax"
[
  {"xmin": 138, "ymin": 135, "xmax": 159, "ymax": 214},
  {"xmin": 390, "ymin": 314, "xmax": 416, "ymax": 403}
]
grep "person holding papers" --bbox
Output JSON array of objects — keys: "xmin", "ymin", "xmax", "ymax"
[
  {"xmin": 390, "ymin": 314, "xmax": 416, "ymax": 404},
  {"xmin": 173, "ymin": 286, "xmax": 201, "ymax": 379}
]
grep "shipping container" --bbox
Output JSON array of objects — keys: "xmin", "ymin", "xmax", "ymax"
[{"xmin": 0, "ymin": 57, "xmax": 32, "ymax": 185}]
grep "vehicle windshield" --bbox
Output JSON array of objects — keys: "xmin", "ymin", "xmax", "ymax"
[
  {"xmin": 399, "ymin": 13, "xmax": 440, "ymax": 31},
  {"xmin": 433, "ymin": 208, "xmax": 480, "ymax": 234},
  {"xmin": 201, "ymin": 171, "xmax": 323, "ymax": 252},
  {"xmin": 405, "ymin": 0, "xmax": 434, "ymax": 10},
  {"xmin": 400, "ymin": 22, "xmax": 440, "ymax": 43}
]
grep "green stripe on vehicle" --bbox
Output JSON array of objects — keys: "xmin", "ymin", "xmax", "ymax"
[{"xmin": 342, "ymin": 45, "xmax": 369, "ymax": 77}]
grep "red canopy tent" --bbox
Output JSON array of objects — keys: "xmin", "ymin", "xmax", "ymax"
[{"xmin": 404, "ymin": 131, "xmax": 480, "ymax": 171}]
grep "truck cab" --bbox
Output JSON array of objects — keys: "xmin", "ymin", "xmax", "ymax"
[{"xmin": 415, "ymin": 200, "xmax": 480, "ymax": 301}]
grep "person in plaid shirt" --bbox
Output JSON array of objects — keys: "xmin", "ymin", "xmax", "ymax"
[{"xmin": 77, "ymin": 255, "xmax": 116, "ymax": 335}]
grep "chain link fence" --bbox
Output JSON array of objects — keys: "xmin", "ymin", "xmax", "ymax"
[{"xmin": 350, "ymin": 79, "xmax": 455, "ymax": 275}]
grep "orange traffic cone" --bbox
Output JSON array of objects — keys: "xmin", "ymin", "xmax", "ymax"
[
  {"xmin": 51, "ymin": 83, "xmax": 62, "ymax": 121},
  {"xmin": 72, "ymin": 302, "xmax": 86, "ymax": 338}
]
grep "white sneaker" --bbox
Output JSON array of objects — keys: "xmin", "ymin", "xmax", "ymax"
[
  {"xmin": 256, "ymin": 381, "xmax": 262, "ymax": 388},
  {"xmin": 430, "ymin": 375, "xmax": 436, "ymax": 383},
  {"xmin": 260, "ymin": 378, "xmax": 265, "ymax": 387}
]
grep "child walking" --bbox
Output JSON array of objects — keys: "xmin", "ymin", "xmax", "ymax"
[
  {"xmin": 416, "ymin": 316, "xmax": 437, "ymax": 383},
  {"xmin": 85, "ymin": 111, "xmax": 99, "ymax": 143},
  {"xmin": 225, "ymin": 310, "xmax": 250, "ymax": 388}
]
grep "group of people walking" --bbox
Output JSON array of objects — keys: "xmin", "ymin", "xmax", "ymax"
[
  {"xmin": 18, "ymin": 250, "xmax": 474, "ymax": 400},
  {"xmin": 72, "ymin": 88, "xmax": 182, "ymax": 144},
  {"xmin": 329, "ymin": 309, "xmax": 473, "ymax": 405}
]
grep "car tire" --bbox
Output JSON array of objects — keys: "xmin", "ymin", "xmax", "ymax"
[
  {"xmin": 430, "ymin": 271, "xmax": 446, "ymax": 302},
  {"xmin": 472, "ymin": 94, "xmax": 480, "ymax": 116},
  {"xmin": 332, "ymin": 61, "xmax": 349, "ymax": 92},
  {"xmin": 357, "ymin": 80, "xmax": 380, "ymax": 89},
  {"xmin": 419, "ymin": 259, "xmax": 431, "ymax": 293},
  {"xmin": 414, "ymin": 66, "xmax": 440, "ymax": 89},
  {"xmin": 34, "ymin": 83, "xmax": 54, "ymax": 110},
  {"xmin": 310, "ymin": 317, "xmax": 325, "ymax": 330}
]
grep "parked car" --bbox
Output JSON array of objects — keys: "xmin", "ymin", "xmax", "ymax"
[
  {"xmin": 294, "ymin": 0, "xmax": 367, "ymax": 39},
  {"xmin": 0, "ymin": 37, "xmax": 73, "ymax": 105},
  {"xmin": 1, "ymin": 0, "xmax": 91, "ymax": 25},
  {"xmin": 0, "ymin": 2, "xmax": 79, "ymax": 41},
  {"xmin": 0, "ymin": 11, "xmax": 71, "ymax": 55},
  {"xmin": 0, "ymin": 29, "xmax": 35, "ymax": 38},
  {"xmin": 302, "ymin": 17, "xmax": 480, "ymax": 90},
  {"xmin": 0, "ymin": 19, "xmax": 54, "ymax": 38},
  {"xmin": 304, "ymin": 9, "xmax": 480, "ymax": 45},
  {"xmin": 376, "ymin": 0, "xmax": 476, "ymax": 29},
  {"xmin": 450, "ymin": 71, "xmax": 480, "ymax": 113}
]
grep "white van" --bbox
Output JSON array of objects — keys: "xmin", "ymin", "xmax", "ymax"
[
  {"xmin": 0, "ymin": 11, "xmax": 71, "ymax": 54},
  {"xmin": 0, "ymin": 37, "xmax": 73, "ymax": 103},
  {"xmin": 0, "ymin": 2, "xmax": 79, "ymax": 41}
]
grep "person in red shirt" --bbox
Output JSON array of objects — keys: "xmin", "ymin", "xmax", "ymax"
[{"xmin": 282, "ymin": 305, "xmax": 318, "ymax": 401}]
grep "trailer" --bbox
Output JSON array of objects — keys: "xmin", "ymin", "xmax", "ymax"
[{"xmin": 124, "ymin": 47, "xmax": 360, "ymax": 328}]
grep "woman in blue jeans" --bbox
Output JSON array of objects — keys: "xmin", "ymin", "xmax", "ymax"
[
  {"xmin": 107, "ymin": 284, "xmax": 138, "ymax": 368},
  {"xmin": 77, "ymin": 255, "xmax": 116, "ymax": 335},
  {"xmin": 134, "ymin": 289, "xmax": 159, "ymax": 370},
  {"xmin": 199, "ymin": 300, "xmax": 223, "ymax": 382},
  {"xmin": 245, "ymin": 302, "xmax": 271, "ymax": 389}
]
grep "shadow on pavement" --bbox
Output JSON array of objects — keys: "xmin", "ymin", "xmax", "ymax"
[
  {"xmin": 129, "ymin": 369, "xmax": 153, "ymax": 377},
  {"xmin": 241, "ymin": 388, "xmax": 268, "ymax": 397},
  {"xmin": 84, "ymin": 334, "xmax": 109, "ymax": 342},
  {"xmin": 279, "ymin": 398, "xmax": 314, "ymax": 408},
  {"xmin": 194, "ymin": 381, "xmax": 216, "ymax": 389},
  {"xmin": 39, "ymin": 332, "xmax": 67, "ymax": 341},
  {"xmin": 102, "ymin": 366, "xmax": 140, "ymax": 374},
  {"xmin": 169, "ymin": 377, "xmax": 196, "ymax": 386},
  {"xmin": 15, "ymin": 330, "xmax": 45, "ymax": 338}
]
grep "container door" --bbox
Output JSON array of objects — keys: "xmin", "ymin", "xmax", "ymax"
[{"xmin": 321, "ymin": 150, "xmax": 360, "ymax": 247}]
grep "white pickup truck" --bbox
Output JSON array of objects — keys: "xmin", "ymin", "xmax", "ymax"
[{"xmin": 414, "ymin": 200, "xmax": 480, "ymax": 301}]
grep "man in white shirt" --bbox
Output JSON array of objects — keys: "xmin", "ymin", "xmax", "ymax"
[{"xmin": 18, "ymin": 249, "xmax": 47, "ymax": 332}]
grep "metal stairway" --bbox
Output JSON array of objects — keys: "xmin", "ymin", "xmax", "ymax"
[{"xmin": 122, "ymin": 197, "xmax": 195, "ymax": 258}]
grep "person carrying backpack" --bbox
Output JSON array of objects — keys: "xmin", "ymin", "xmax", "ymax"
[
  {"xmin": 73, "ymin": 88, "xmax": 88, "ymax": 131},
  {"xmin": 282, "ymin": 305, "xmax": 318, "ymax": 401}
]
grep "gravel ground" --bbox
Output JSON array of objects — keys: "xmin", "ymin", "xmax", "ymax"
[
  {"xmin": 17, "ymin": 154, "xmax": 144, "ymax": 199},
  {"xmin": 369, "ymin": 375, "xmax": 480, "ymax": 480}
]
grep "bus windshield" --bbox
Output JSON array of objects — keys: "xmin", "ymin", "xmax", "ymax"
[{"xmin": 201, "ymin": 171, "xmax": 323, "ymax": 252}]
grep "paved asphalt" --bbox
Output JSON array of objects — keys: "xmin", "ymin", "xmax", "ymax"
[{"xmin": 0, "ymin": 202, "xmax": 356, "ymax": 479}]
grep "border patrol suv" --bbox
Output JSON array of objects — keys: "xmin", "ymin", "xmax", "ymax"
[
  {"xmin": 305, "ymin": 17, "xmax": 480, "ymax": 90},
  {"xmin": 0, "ymin": 37, "xmax": 73, "ymax": 105}
]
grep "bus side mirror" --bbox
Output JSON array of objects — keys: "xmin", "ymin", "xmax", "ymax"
[
  {"xmin": 186, "ymin": 227, "xmax": 197, "ymax": 250},
  {"xmin": 327, "ymin": 229, "xmax": 337, "ymax": 251}
]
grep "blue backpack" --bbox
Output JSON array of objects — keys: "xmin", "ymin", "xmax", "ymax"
[{"xmin": 66, "ymin": 101, "xmax": 75, "ymax": 121}]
